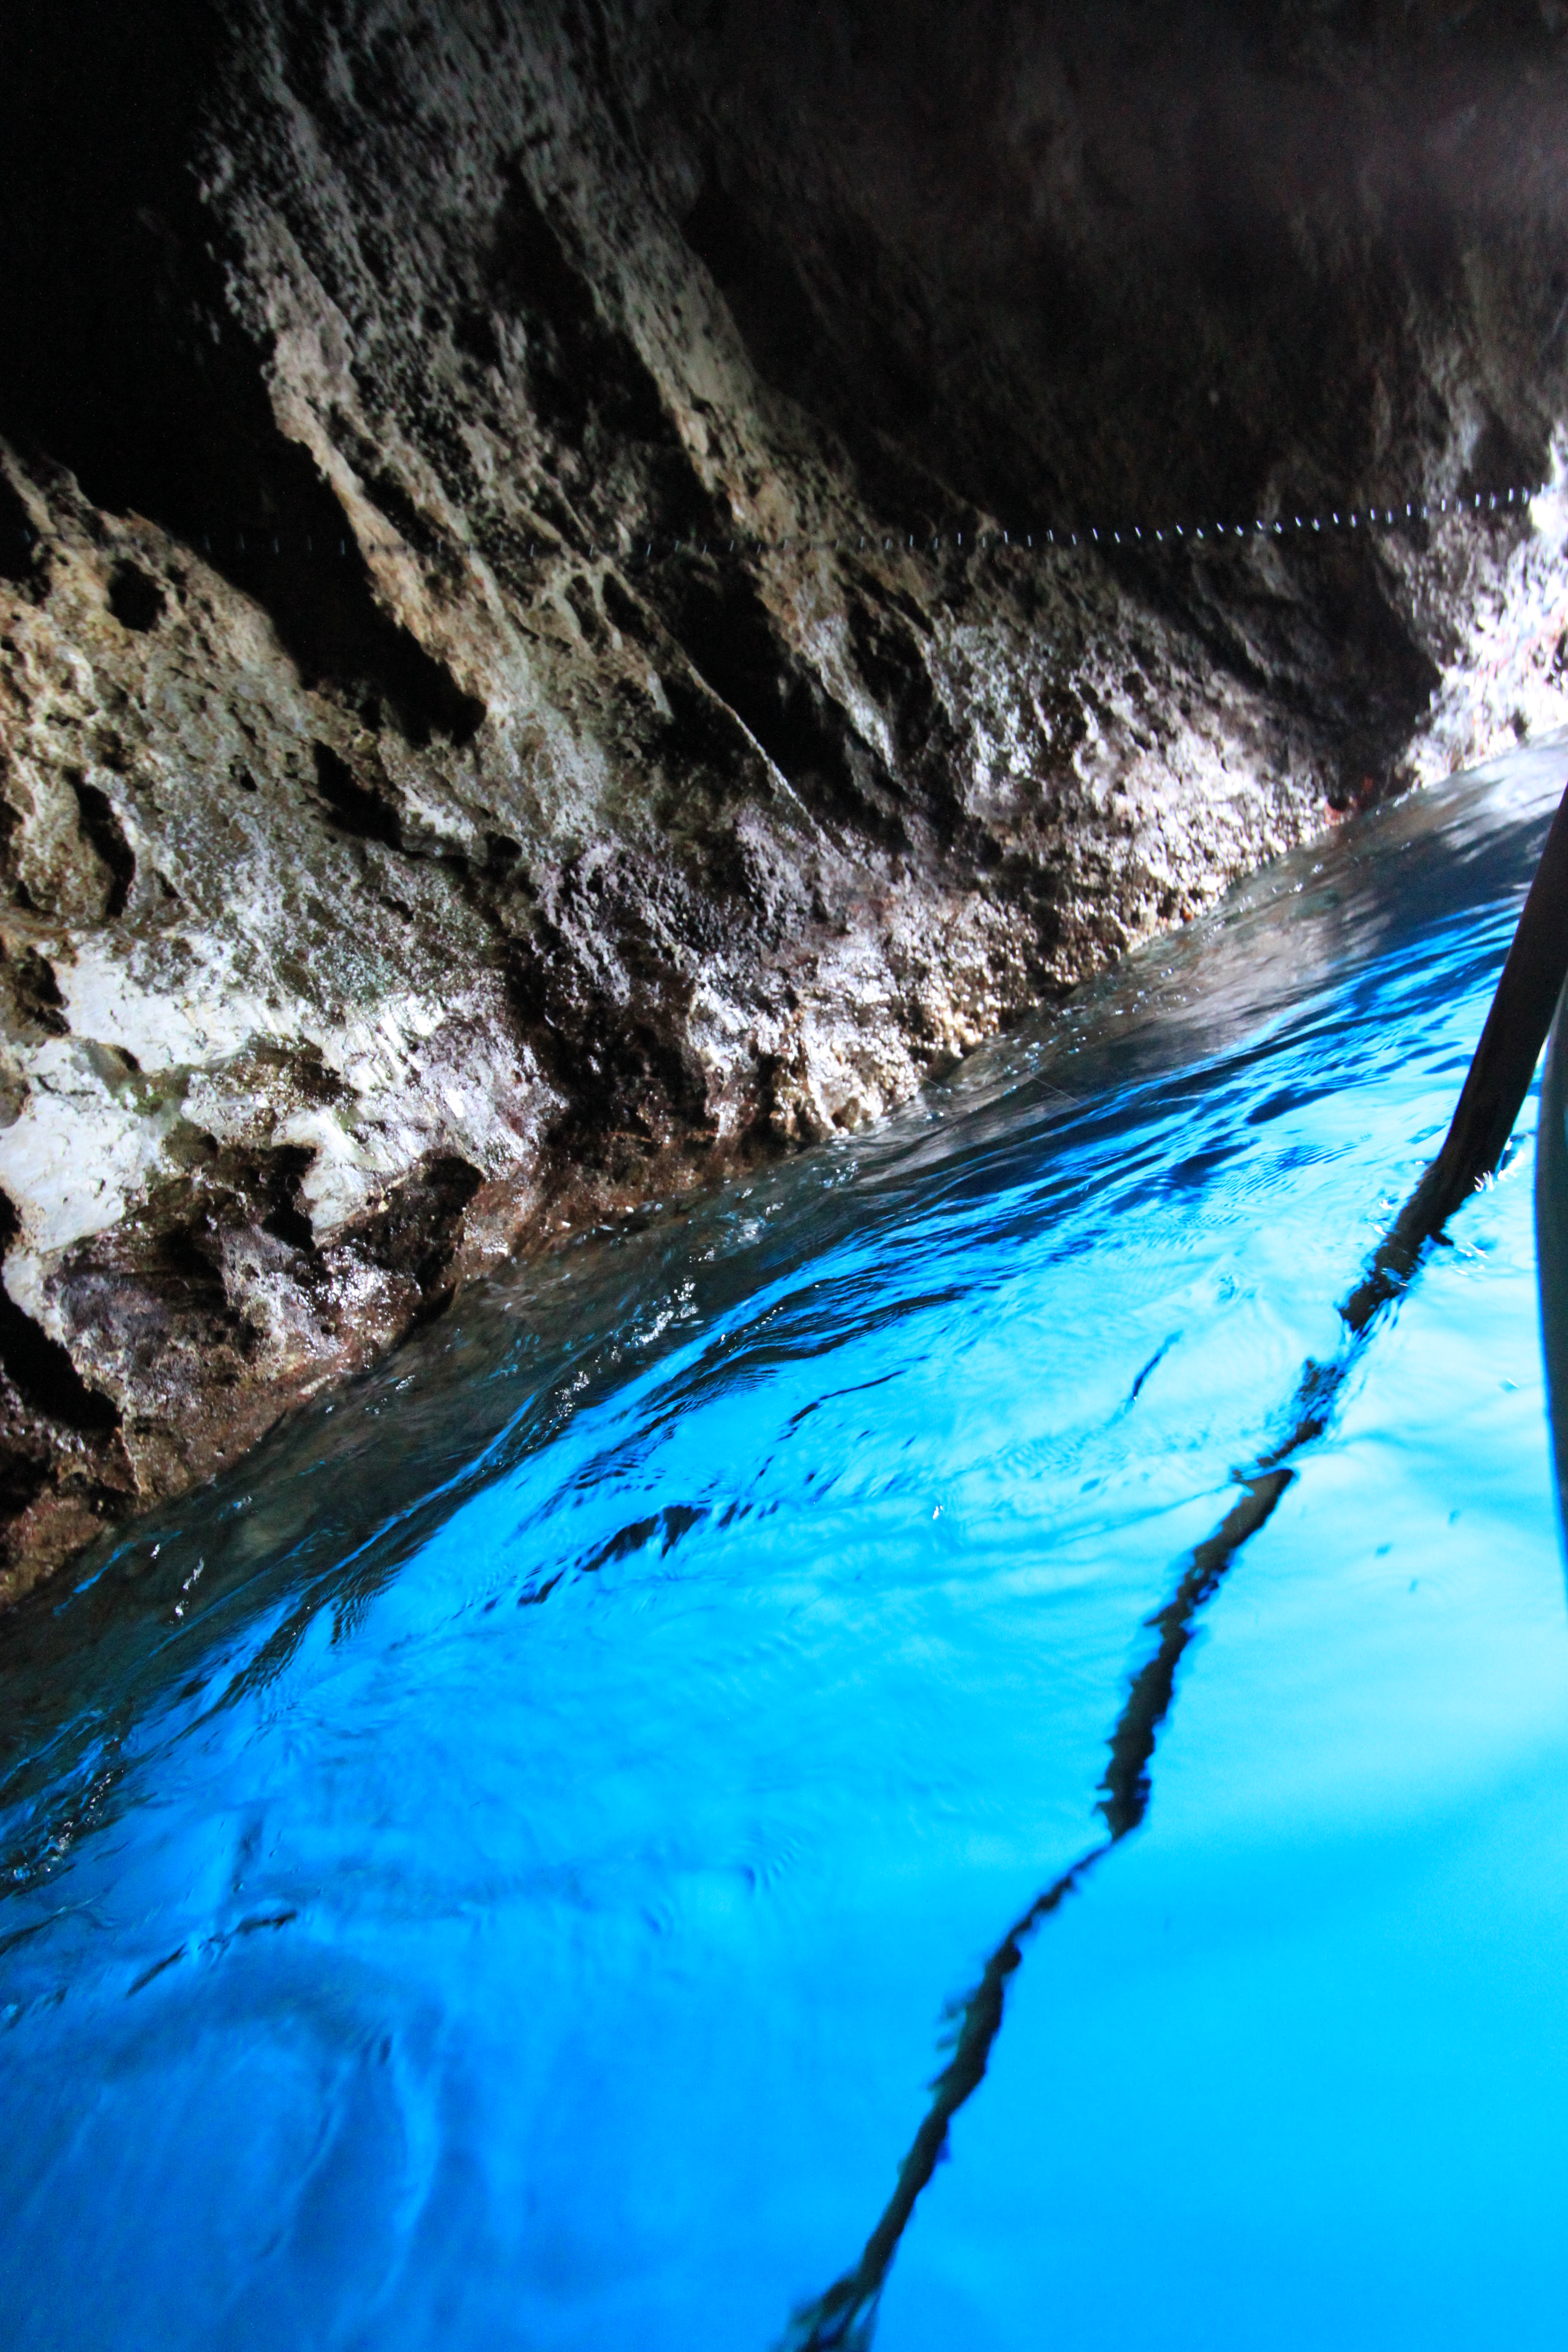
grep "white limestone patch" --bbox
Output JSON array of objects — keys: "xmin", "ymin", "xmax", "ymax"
[{"xmin": 0, "ymin": 1037, "xmax": 182, "ymax": 1262}]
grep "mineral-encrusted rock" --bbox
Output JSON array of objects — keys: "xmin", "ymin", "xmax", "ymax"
[{"xmin": 2, "ymin": 0, "xmax": 1568, "ymax": 1597}]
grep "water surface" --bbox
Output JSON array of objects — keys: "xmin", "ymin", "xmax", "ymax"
[{"xmin": 3, "ymin": 745, "xmax": 1568, "ymax": 2349}]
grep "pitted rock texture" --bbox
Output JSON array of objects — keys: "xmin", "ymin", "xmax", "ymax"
[{"xmin": 2, "ymin": 0, "xmax": 1568, "ymax": 1597}]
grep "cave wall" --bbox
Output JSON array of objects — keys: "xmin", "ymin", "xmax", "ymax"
[{"xmin": 0, "ymin": 0, "xmax": 1567, "ymax": 1596}]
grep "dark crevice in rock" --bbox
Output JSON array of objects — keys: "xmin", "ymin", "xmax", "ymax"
[
  {"xmin": 356, "ymin": 1154, "xmax": 484, "ymax": 1313},
  {"xmin": 487, "ymin": 166, "xmax": 676, "ymax": 454},
  {"xmin": 0, "ymin": 1193, "xmax": 120, "ymax": 1435},
  {"xmin": 563, "ymin": 573, "xmax": 609, "ymax": 649},
  {"xmin": 508, "ymin": 912, "xmax": 717, "ymax": 1173},
  {"xmin": 260, "ymin": 1200, "xmax": 316, "ymax": 1254},
  {"xmin": 653, "ymin": 667, "xmax": 779, "ymax": 807},
  {"xmin": 0, "ymin": 1443, "xmax": 53, "ymax": 1525},
  {"xmin": 153, "ymin": 1219, "xmax": 233, "ymax": 1316},
  {"xmin": 107, "ymin": 560, "xmax": 166, "ymax": 633},
  {"xmin": 661, "ymin": 573, "xmax": 910, "ymax": 845},
  {"xmin": 63, "ymin": 1141, "xmax": 321, "ymax": 1312},
  {"xmin": 1, "ymin": 942, "xmax": 70, "ymax": 1038},
  {"xmin": 254, "ymin": 1144, "xmax": 320, "ymax": 1257},
  {"xmin": 211, "ymin": 484, "xmax": 487, "ymax": 748},
  {"xmin": 69, "ymin": 777, "xmax": 137, "ymax": 917},
  {"xmin": 312, "ymin": 743, "xmax": 403, "ymax": 849}
]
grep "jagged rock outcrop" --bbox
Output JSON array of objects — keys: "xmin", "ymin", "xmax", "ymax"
[{"xmin": 2, "ymin": 0, "xmax": 1568, "ymax": 1597}]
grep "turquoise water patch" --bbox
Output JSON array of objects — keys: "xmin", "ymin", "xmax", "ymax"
[{"xmin": 3, "ymin": 747, "xmax": 1567, "ymax": 2349}]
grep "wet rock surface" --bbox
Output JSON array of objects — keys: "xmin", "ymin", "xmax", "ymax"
[{"xmin": 1, "ymin": 0, "xmax": 1568, "ymax": 1597}]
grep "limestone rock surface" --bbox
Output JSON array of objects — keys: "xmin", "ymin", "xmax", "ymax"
[{"xmin": 2, "ymin": 0, "xmax": 1568, "ymax": 1596}]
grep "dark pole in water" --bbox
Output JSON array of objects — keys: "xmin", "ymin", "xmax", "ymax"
[
  {"xmin": 1534, "ymin": 978, "xmax": 1568, "ymax": 1553},
  {"xmin": 1383, "ymin": 778, "xmax": 1568, "ymax": 1268},
  {"xmin": 784, "ymin": 774, "xmax": 1568, "ymax": 2352}
]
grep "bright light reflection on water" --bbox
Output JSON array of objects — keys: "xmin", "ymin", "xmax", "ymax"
[{"xmin": 3, "ymin": 745, "xmax": 1568, "ymax": 2351}]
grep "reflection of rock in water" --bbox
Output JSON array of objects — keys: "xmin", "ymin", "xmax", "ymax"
[{"xmin": 2, "ymin": 0, "xmax": 1568, "ymax": 1598}]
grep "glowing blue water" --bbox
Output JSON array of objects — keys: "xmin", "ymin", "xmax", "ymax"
[{"xmin": 3, "ymin": 748, "xmax": 1568, "ymax": 2351}]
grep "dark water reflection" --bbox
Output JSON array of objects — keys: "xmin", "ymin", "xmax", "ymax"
[{"xmin": 3, "ymin": 744, "xmax": 1568, "ymax": 2349}]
